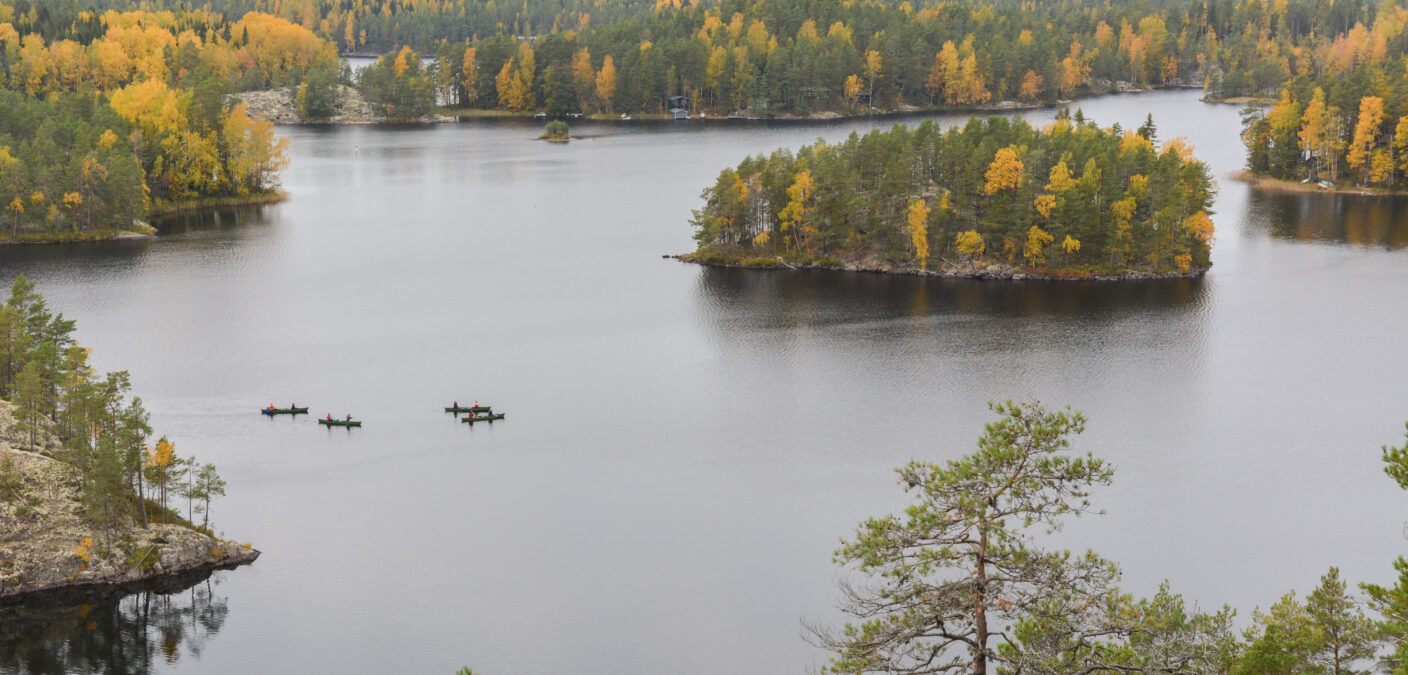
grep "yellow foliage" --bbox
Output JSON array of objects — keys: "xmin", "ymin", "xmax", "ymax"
[
  {"xmin": 864, "ymin": 49, "xmax": 883, "ymax": 82},
  {"xmin": 1348, "ymin": 95, "xmax": 1385, "ymax": 178},
  {"xmin": 779, "ymin": 170, "xmax": 812, "ymax": 239},
  {"xmin": 393, "ymin": 45, "xmax": 413, "ymax": 77},
  {"xmin": 1018, "ymin": 70, "xmax": 1043, "ymax": 101},
  {"xmin": 843, "ymin": 74, "xmax": 863, "ymax": 103},
  {"xmin": 1162, "ymin": 137, "xmax": 1195, "ymax": 162},
  {"xmin": 1174, "ymin": 253, "xmax": 1192, "ymax": 273},
  {"xmin": 796, "ymin": 20, "xmax": 819, "ymax": 45},
  {"xmin": 1033, "ymin": 193, "xmax": 1057, "ymax": 218},
  {"xmin": 1371, "ymin": 147, "xmax": 1393, "ymax": 185},
  {"xmin": 906, "ymin": 198, "xmax": 930, "ymax": 266},
  {"xmin": 1119, "ymin": 130, "xmax": 1153, "ymax": 155},
  {"xmin": 1061, "ymin": 235, "xmax": 1081, "ymax": 254},
  {"xmin": 733, "ymin": 171, "xmax": 751, "ymax": 204},
  {"xmin": 955, "ymin": 230, "xmax": 985, "ymax": 257},
  {"xmin": 1111, "ymin": 197, "xmax": 1137, "ymax": 222},
  {"xmin": 595, "ymin": 55, "xmax": 617, "ymax": 109},
  {"xmin": 983, "ymin": 146, "xmax": 1023, "ymax": 194},
  {"xmin": 827, "ymin": 22, "xmax": 852, "ymax": 43},
  {"xmin": 97, "ymin": 129, "xmax": 118, "ymax": 150},
  {"xmin": 496, "ymin": 59, "xmax": 528, "ymax": 111},
  {"xmin": 1299, "ymin": 88, "xmax": 1333, "ymax": 162},
  {"xmin": 75, "ymin": 537, "xmax": 94, "ymax": 564},
  {"xmin": 1046, "ymin": 161, "xmax": 1074, "ymax": 192},
  {"xmin": 1181, "ymin": 211, "xmax": 1215, "ymax": 243},
  {"xmin": 149, "ymin": 437, "xmax": 175, "ymax": 469},
  {"xmin": 222, "ymin": 103, "xmax": 287, "ymax": 195},
  {"xmin": 752, "ymin": 230, "xmax": 770, "ymax": 247},
  {"xmin": 1023, "ymin": 225, "xmax": 1054, "ymax": 265},
  {"xmin": 1127, "ymin": 174, "xmax": 1148, "ymax": 196},
  {"xmin": 109, "ymin": 78, "xmax": 188, "ymax": 136}
]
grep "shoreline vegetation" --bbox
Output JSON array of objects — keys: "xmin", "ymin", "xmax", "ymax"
[
  {"xmin": 672, "ymin": 251, "xmax": 1208, "ymax": 281},
  {"xmin": 0, "ymin": 191, "xmax": 287, "ymax": 246},
  {"xmin": 1229, "ymin": 170, "xmax": 1394, "ymax": 197},
  {"xmin": 0, "ymin": 277, "xmax": 253, "ymax": 605},
  {"xmin": 686, "ymin": 113, "xmax": 1216, "ymax": 281}
]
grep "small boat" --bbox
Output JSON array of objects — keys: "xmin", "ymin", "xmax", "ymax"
[
  {"xmin": 445, "ymin": 405, "xmax": 492, "ymax": 413},
  {"xmin": 318, "ymin": 418, "xmax": 362, "ymax": 427},
  {"xmin": 461, "ymin": 413, "xmax": 506, "ymax": 424},
  {"xmin": 261, "ymin": 407, "xmax": 309, "ymax": 416}
]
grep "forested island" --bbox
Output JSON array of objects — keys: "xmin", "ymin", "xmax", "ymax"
[
  {"xmin": 686, "ymin": 113, "xmax": 1215, "ymax": 278},
  {"xmin": 0, "ymin": 276, "xmax": 253, "ymax": 602}
]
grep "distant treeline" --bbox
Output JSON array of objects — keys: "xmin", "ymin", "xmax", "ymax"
[
  {"xmin": 82, "ymin": 0, "xmax": 1408, "ymax": 118},
  {"xmin": 691, "ymin": 113, "xmax": 1215, "ymax": 275}
]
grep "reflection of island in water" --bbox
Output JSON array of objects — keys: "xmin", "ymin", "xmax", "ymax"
[
  {"xmin": 695, "ymin": 265, "xmax": 1206, "ymax": 328},
  {"xmin": 0, "ymin": 570, "xmax": 231, "ymax": 674},
  {"xmin": 1245, "ymin": 188, "xmax": 1408, "ymax": 249}
]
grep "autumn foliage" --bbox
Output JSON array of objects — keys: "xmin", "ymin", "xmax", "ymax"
[
  {"xmin": 693, "ymin": 113, "xmax": 1215, "ymax": 275},
  {"xmin": 0, "ymin": 9, "xmax": 309, "ymax": 238}
]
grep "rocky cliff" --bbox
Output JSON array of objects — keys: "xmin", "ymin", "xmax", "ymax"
[{"xmin": 0, "ymin": 402, "xmax": 257, "ymax": 604}]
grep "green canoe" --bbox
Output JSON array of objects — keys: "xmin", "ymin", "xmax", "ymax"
[
  {"xmin": 461, "ymin": 413, "xmax": 505, "ymax": 424},
  {"xmin": 318, "ymin": 418, "xmax": 362, "ymax": 427},
  {"xmin": 445, "ymin": 405, "xmax": 492, "ymax": 413},
  {"xmin": 262, "ymin": 407, "xmax": 309, "ymax": 415}
]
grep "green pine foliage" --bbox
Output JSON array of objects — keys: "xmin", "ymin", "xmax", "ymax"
[
  {"xmin": 0, "ymin": 90, "xmax": 147, "ymax": 237},
  {"xmin": 0, "ymin": 275, "xmax": 223, "ymax": 545},
  {"xmin": 692, "ymin": 113, "xmax": 1215, "ymax": 275}
]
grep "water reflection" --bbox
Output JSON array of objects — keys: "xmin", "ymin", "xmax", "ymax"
[
  {"xmin": 695, "ymin": 266, "xmax": 1207, "ymax": 329},
  {"xmin": 0, "ymin": 572, "xmax": 231, "ymax": 674},
  {"xmin": 149, "ymin": 204, "xmax": 274, "ymax": 237},
  {"xmin": 1244, "ymin": 188, "xmax": 1408, "ymax": 249}
]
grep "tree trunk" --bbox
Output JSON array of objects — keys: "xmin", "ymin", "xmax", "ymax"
[
  {"xmin": 136, "ymin": 468, "xmax": 147, "ymax": 527},
  {"xmin": 974, "ymin": 524, "xmax": 989, "ymax": 674}
]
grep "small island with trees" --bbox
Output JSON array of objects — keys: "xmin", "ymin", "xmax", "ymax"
[
  {"xmin": 0, "ymin": 276, "xmax": 254, "ymax": 603},
  {"xmin": 683, "ymin": 112, "xmax": 1215, "ymax": 280},
  {"xmin": 540, "ymin": 119, "xmax": 571, "ymax": 142}
]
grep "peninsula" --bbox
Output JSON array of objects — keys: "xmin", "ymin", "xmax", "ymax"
[{"xmin": 0, "ymin": 276, "xmax": 255, "ymax": 603}]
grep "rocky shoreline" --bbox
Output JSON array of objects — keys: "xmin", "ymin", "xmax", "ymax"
[
  {"xmin": 0, "ymin": 537, "xmax": 259, "ymax": 607},
  {"xmin": 230, "ymin": 85, "xmax": 452, "ymax": 125},
  {"xmin": 0, "ymin": 403, "xmax": 259, "ymax": 606},
  {"xmin": 671, "ymin": 253, "xmax": 1208, "ymax": 281}
]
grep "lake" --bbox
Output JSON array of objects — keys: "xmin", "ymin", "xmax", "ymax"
[{"xmin": 2, "ymin": 90, "xmax": 1408, "ymax": 674}]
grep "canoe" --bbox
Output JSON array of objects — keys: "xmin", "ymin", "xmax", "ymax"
[
  {"xmin": 445, "ymin": 406, "xmax": 492, "ymax": 413},
  {"xmin": 262, "ymin": 407, "xmax": 309, "ymax": 415},
  {"xmin": 461, "ymin": 413, "xmax": 506, "ymax": 424},
  {"xmin": 318, "ymin": 419, "xmax": 362, "ymax": 427}
]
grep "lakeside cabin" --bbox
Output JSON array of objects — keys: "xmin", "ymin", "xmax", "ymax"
[{"xmin": 669, "ymin": 95, "xmax": 691, "ymax": 120}]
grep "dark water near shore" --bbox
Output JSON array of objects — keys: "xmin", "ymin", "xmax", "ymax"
[{"xmin": 3, "ymin": 90, "xmax": 1408, "ymax": 673}]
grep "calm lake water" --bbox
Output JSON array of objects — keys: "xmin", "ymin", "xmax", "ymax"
[{"xmin": 3, "ymin": 90, "xmax": 1408, "ymax": 674}]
